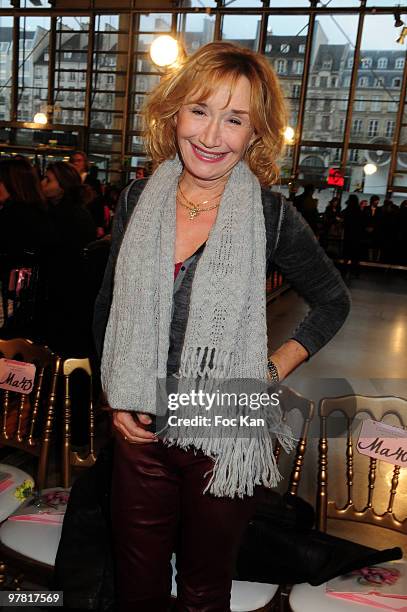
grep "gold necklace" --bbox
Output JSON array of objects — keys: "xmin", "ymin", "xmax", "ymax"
[
  {"xmin": 177, "ymin": 192, "xmax": 220, "ymax": 220},
  {"xmin": 177, "ymin": 183, "xmax": 223, "ymax": 220}
]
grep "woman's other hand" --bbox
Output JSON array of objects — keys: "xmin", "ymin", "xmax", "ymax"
[{"xmin": 112, "ymin": 410, "xmax": 157, "ymax": 444}]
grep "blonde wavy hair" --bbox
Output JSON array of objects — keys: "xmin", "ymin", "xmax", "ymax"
[{"xmin": 144, "ymin": 41, "xmax": 288, "ymax": 186}]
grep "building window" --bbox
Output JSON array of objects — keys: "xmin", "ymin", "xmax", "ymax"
[
  {"xmin": 69, "ymin": 72, "xmax": 75, "ymax": 81},
  {"xmin": 107, "ymin": 75, "xmax": 114, "ymax": 84},
  {"xmin": 311, "ymin": 76, "xmax": 316, "ymax": 86},
  {"xmin": 361, "ymin": 57, "xmax": 372, "ymax": 69},
  {"xmin": 354, "ymin": 96, "xmax": 365, "ymax": 111},
  {"xmin": 280, "ymin": 43, "xmax": 290, "ymax": 54},
  {"xmin": 347, "ymin": 57, "xmax": 354, "ymax": 69},
  {"xmin": 358, "ymin": 76, "xmax": 369, "ymax": 87},
  {"xmin": 322, "ymin": 58, "xmax": 332, "ymax": 70},
  {"xmin": 309, "ymin": 98, "xmax": 317, "ymax": 110},
  {"xmin": 321, "ymin": 116, "xmax": 330, "ymax": 131},
  {"xmin": 320, "ymin": 76, "xmax": 328, "ymax": 88},
  {"xmin": 339, "ymin": 118, "xmax": 345, "ymax": 133},
  {"xmin": 371, "ymin": 96, "xmax": 381, "ymax": 111},
  {"xmin": 265, "ymin": 43, "xmax": 272, "ymax": 53},
  {"xmin": 343, "ymin": 76, "xmax": 351, "ymax": 87},
  {"xmin": 293, "ymin": 60, "xmax": 303, "ymax": 74},
  {"xmin": 349, "ymin": 149, "xmax": 359, "ymax": 162},
  {"xmin": 374, "ymin": 78, "xmax": 383, "ymax": 88},
  {"xmin": 299, "ymin": 44, "xmax": 305, "ymax": 54},
  {"xmin": 340, "ymin": 96, "xmax": 348, "ymax": 111},
  {"xmin": 386, "ymin": 121, "xmax": 395, "ymax": 138},
  {"xmin": 352, "ymin": 119, "xmax": 363, "ymax": 134},
  {"xmin": 368, "ymin": 120, "xmax": 378, "ymax": 137},
  {"xmin": 323, "ymin": 98, "xmax": 331, "ymax": 111},
  {"xmin": 334, "ymin": 148, "xmax": 341, "ymax": 162},
  {"xmin": 64, "ymin": 51, "xmax": 72, "ymax": 59},
  {"xmin": 44, "ymin": 52, "xmax": 49, "ymax": 62},
  {"xmin": 331, "ymin": 77, "xmax": 337, "ymax": 87},
  {"xmin": 291, "ymin": 84, "xmax": 301, "ymax": 99},
  {"xmin": 377, "ymin": 57, "xmax": 388, "ymax": 69},
  {"xmin": 388, "ymin": 101, "xmax": 397, "ymax": 112},
  {"xmin": 276, "ymin": 59, "xmax": 286, "ymax": 74},
  {"xmin": 393, "ymin": 77, "xmax": 401, "ymax": 88},
  {"xmin": 395, "ymin": 57, "xmax": 405, "ymax": 70}
]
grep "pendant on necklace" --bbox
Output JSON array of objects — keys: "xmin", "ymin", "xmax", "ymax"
[{"xmin": 189, "ymin": 207, "xmax": 199, "ymax": 220}]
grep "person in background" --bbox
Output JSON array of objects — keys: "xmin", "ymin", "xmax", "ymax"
[
  {"xmin": 0, "ymin": 157, "xmax": 56, "ymax": 336},
  {"xmin": 380, "ymin": 198, "xmax": 400, "ymax": 264},
  {"xmin": 363, "ymin": 194, "xmax": 382, "ymax": 262},
  {"xmin": 70, "ymin": 150, "xmax": 89, "ymax": 183},
  {"xmin": 343, "ymin": 194, "xmax": 364, "ymax": 277},
  {"xmin": 41, "ymin": 162, "xmax": 96, "ymax": 355},
  {"xmin": 359, "ymin": 199, "xmax": 368, "ymax": 211},
  {"xmin": 398, "ymin": 200, "xmax": 407, "ymax": 265},
  {"xmin": 42, "ymin": 162, "xmax": 96, "ymax": 252},
  {"xmin": 320, "ymin": 196, "xmax": 343, "ymax": 257},
  {"xmin": 293, "ymin": 183, "xmax": 320, "ymax": 235}
]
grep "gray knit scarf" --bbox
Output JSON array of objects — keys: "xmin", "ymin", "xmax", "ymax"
[{"xmin": 101, "ymin": 156, "xmax": 293, "ymax": 498}]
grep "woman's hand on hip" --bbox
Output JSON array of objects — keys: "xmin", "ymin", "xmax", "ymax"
[{"xmin": 112, "ymin": 410, "xmax": 157, "ymax": 444}]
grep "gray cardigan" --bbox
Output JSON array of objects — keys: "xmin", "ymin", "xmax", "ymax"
[{"xmin": 93, "ymin": 179, "xmax": 351, "ymax": 369}]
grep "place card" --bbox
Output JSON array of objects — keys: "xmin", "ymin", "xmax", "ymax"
[
  {"xmin": 0, "ymin": 358, "xmax": 36, "ymax": 395},
  {"xmin": 357, "ymin": 419, "xmax": 407, "ymax": 467}
]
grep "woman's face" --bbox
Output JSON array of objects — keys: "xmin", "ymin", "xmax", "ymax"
[
  {"xmin": 71, "ymin": 154, "xmax": 87, "ymax": 175},
  {"xmin": 41, "ymin": 170, "xmax": 64, "ymax": 200},
  {"xmin": 175, "ymin": 75, "xmax": 256, "ymax": 184},
  {"xmin": 0, "ymin": 180, "xmax": 10, "ymax": 204}
]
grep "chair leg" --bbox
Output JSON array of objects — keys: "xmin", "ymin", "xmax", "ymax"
[
  {"xmin": 0, "ymin": 560, "xmax": 7, "ymax": 588},
  {"xmin": 279, "ymin": 585, "xmax": 292, "ymax": 612},
  {"xmin": 11, "ymin": 573, "xmax": 24, "ymax": 591}
]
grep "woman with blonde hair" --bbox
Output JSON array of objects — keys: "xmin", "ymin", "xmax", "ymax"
[{"xmin": 94, "ymin": 42, "xmax": 350, "ymax": 611}]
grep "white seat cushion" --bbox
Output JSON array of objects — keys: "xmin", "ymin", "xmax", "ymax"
[
  {"xmin": 0, "ymin": 487, "xmax": 69, "ymax": 566},
  {"xmin": 0, "ymin": 519, "xmax": 63, "ymax": 566},
  {"xmin": 170, "ymin": 554, "xmax": 278, "ymax": 612},
  {"xmin": 0, "ymin": 464, "xmax": 35, "ymax": 523},
  {"xmin": 290, "ymin": 583, "xmax": 385, "ymax": 612}
]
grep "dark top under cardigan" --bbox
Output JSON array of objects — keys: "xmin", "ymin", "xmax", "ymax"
[{"xmin": 93, "ymin": 179, "xmax": 351, "ymax": 371}]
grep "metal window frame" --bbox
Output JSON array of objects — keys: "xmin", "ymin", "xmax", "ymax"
[{"xmin": 0, "ymin": 1, "xmax": 406, "ymax": 185}]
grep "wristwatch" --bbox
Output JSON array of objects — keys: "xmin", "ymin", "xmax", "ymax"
[{"xmin": 267, "ymin": 358, "xmax": 280, "ymax": 382}]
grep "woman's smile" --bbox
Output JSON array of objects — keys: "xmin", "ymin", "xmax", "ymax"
[{"xmin": 190, "ymin": 142, "xmax": 229, "ymax": 163}]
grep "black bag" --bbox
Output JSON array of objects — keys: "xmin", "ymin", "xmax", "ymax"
[
  {"xmin": 53, "ymin": 443, "xmax": 115, "ymax": 611},
  {"xmin": 234, "ymin": 490, "xmax": 402, "ymax": 586}
]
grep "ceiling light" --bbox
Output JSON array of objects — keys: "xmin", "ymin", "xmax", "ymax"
[
  {"xmin": 33, "ymin": 112, "xmax": 48, "ymax": 125},
  {"xmin": 150, "ymin": 35, "xmax": 180, "ymax": 68},
  {"xmin": 284, "ymin": 126, "xmax": 295, "ymax": 144},
  {"xmin": 363, "ymin": 163, "xmax": 377, "ymax": 176}
]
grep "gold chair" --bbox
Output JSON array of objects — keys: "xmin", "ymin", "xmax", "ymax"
[
  {"xmin": 0, "ymin": 353, "xmax": 97, "ymax": 588},
  {"xmin": 289, "ymin": 394, "xmax": 407, "ymax": 612},
  {"xmin": 0, "ymin": 337, "xmax": 60, "ymax": 519},
  {"xmin": 61, "ymin": 357, "xmax": 97, "ymax": 488},
  {"xmin": 0, "ymin": 338, "xmax": 61, "ymax": 587},
  {"xmin": 171, "ymin": 386, "xmax": 314, "ymax": 612}
]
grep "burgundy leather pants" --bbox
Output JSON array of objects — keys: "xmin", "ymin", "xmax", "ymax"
[{"xmin": 111, "ymin": 434, "xmax": 258, "ymax": 612}]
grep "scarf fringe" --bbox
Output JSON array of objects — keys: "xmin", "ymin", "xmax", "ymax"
[{"xmin": 164, "ymin": 427, "xmax": 296, "ymax": 499}]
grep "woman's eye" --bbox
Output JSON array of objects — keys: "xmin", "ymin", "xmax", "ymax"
[
  {"xmin": 229, "ymin": 118, "xmax": 242, "ymax": 126},
  {"xmin": 191, "ymin": 109, "xmax": 205, "ymax": 116}
]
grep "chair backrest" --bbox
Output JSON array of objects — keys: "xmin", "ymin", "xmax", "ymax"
[
  {"xmin": 317, "ymin": 394, "xmax": 407, "ymax": 534},
  {"xmin": 62, "ymin": 357, "xmax": 97, "ymax": 488},
  {"xmin": 274, "ymin": 386, "xmax": 314, "ymax": 497},
  {"xmin": 0, "ymin": 337, "xmax": 60, "ymax": 491}
]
